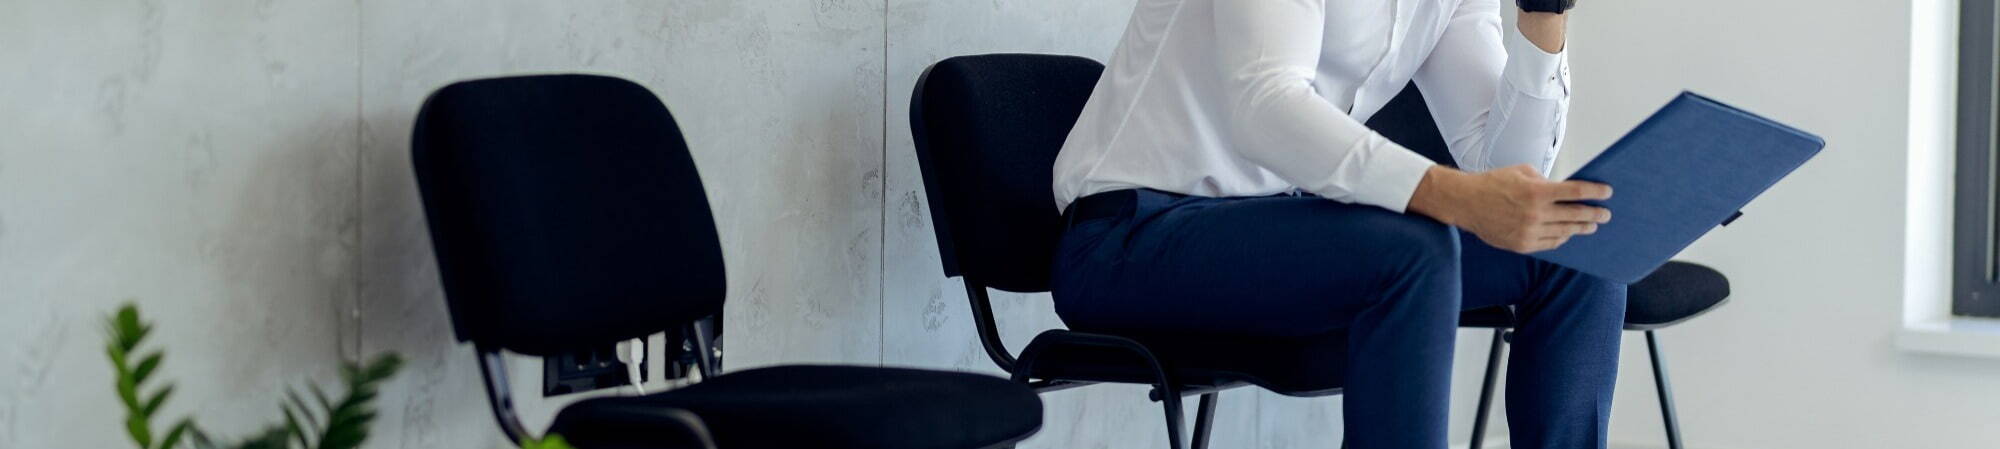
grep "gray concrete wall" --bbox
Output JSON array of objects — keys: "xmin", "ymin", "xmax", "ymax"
[
  {"xmin": 4, "ymin": 1, "xmax": 1829, "ymax": 448},
  {"xmin": 0, "ymin": 1, "xmax": 360, "ymax": 446}
]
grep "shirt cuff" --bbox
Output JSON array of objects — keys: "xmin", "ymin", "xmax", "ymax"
[
  {"xmin": 1350, "ymin": 141, "xmax": 1438, "ymax": 214},
  {"xmin": 1504, "ymin": 25, "xmax": 1570, "ymax": 100}
]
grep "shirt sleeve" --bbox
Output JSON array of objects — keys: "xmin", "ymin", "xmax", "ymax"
[
  {"xmin": 1212, "ymin": 0, "xmax": 1438, "ymax": 212},
  {"xmin": 1413, "ymin": 0, "xmax": 1572, "ymax": 176}
]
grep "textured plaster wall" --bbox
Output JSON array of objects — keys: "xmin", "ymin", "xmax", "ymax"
[
  {"xmin": 0, "ymin": 1, "xmax": 360, "ymax": 447},
  {"xmin": 3, "ymin": 1, "xmax": 1793, "ymax": 448}
]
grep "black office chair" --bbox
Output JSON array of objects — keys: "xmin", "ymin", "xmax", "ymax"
[
  {"xmin": 1369, "ymin": 84, "xmax": 1733, "ymax": 449},
  {"xmin": 413, "ymin": 74, "xmax": 1044, "ymax": 449},
  {"xmin": 911, "ymin": 54, "xmax": 1347, "ymax": 449}
]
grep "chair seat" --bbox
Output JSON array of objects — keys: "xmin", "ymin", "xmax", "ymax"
[
  {"xmin": 548, "ymin": 365, "xmax": 1042, "ymax": 449},
  {"xmin": 1022, "ymin": 329, "xmax": 1349, "ymax": 397},
  {"xmin": 1456, "ymin": 261, "xmax": 1733, "ymax": 332},
  {"xmin": 1014, "ymin": 262, "xmax": 1729, "ymax": 400},
  {"xmin": 1625, "ymin": 261, "xmax": 1731, "ymax": 330},
  {"xmin": 1028, "ymin": 306, "xmax": 1566, "ymax": 396},
  {"xmin": 1459, "ymin": 306, "xmax": 1516, "ymax": 328}
]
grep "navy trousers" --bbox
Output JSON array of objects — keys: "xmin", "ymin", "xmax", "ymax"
[{"xmin": 1050, "ymin": 189, "xmax": 1625, "ymax": 449}]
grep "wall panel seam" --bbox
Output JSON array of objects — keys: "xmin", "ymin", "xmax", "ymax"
[
  {"xmin": 879, "ymin": 0, "xmax": 890, "ymax": 367},
  {"xmin": 351, "ymin": 0, "xmax": 365, "ymax": 363}
]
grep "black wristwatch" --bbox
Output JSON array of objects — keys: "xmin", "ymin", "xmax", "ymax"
[{"xmin": 1516, "ymin": 0, "xmax": 1575, "ymax": 13}]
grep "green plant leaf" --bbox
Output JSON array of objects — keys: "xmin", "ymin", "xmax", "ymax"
[
  {"xmin": 113, "ymin": 306, "xmax": 138, "ymax": 342},
  {"xmin": 306, "ymin": 355, "xmax": 401, "ymax": 449},
  {"xmin": 522, "ymin": 434, "xmax": 574, "ymax": 449},
  {"xmin": 280, "ymin": 405, "xmax": 310, "ymax": 449},
  {"xmin": 188, "ymin": 426, "xmax": 218, "ymax": 449},
  {"xmin": 160, "ymin": 419, "xmax": 193, "ymax": 449},
  {"xmin": 142, "ymin": 385, "xmax": 174, "ymax": 418},
  {"xmin": 106, "ymin": 303, "xmax": 196, "ymax": 449},
  {"xmin": 233, "ymin": 426, "xmax": 291, "ymax": 449},
  {"xmin": 361, "ymin": 354, "xmax": 402, "ymax": 382},
  {"xmin": 318, "ymin": 426, "xmax": 365, "ymax": 449},
  {"xmin": 133, "ymin": 352, "xmax": 163, "ymax": 385},
  {"xmin": 126, "ymin": 414, "xmax": 152, "ymax": 449},
  {"xmin": 107, "ymin": 340, "xmax": 129, "ymax": 366},
  {"xmin": 114, "ymin": 305, "xmax": 149, "ymax": 349},
  {"xmin": 285, "ymin": 388, "xmax": 320, "ymax": 432},
  {"xmin": 344, "ymin": 389, "xmax": 378, "ymax": 409},
  {"xmin": 307, "ymin": 383, "xmax": 333, "ymax": 415},
  {"xmin": 101, "ymin": 303, "xmax": 409, "ymax": 449},
  {"xmin": 117, "ymin": 368, "xmax": 141, "ymax": 410}
]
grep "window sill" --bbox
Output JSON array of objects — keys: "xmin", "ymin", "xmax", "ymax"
[{"xmin": 1896, "ymin": 317, "xmax": 2000, "ymax": 358}]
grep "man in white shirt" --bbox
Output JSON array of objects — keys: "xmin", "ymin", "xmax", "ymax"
[{"xmin": 1048, "ymin": 0, "xmax": 1621, "ymax": 448}]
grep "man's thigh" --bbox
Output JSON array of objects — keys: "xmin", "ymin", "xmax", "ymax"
[{"xmin": 1050, "ymin": 191, "xmax": 1460, "ymax": 337}]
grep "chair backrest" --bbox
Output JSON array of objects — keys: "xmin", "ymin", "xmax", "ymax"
[
  {"xmin": 1366, "ymin": 82, "xmax": 1458, "ymax": 167},
  {"xmin": 910, "ymin": 54, "xmax": 1105, "ymax": 293},
  {"xmin": 412, "ymin": 74, "xmax": 725, "ymax": 357}
]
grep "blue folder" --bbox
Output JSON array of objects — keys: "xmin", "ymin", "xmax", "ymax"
[{"xmin": 1530, "ymin": 92, "xmax": 1824, "ymax": 284}]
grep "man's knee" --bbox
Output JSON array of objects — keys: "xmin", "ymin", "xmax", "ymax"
[
  {"xmin": 1536, "ymin": 263, "xmax": 1628, "ymax": 317},
  {"xmin": 1347, "ymin": 213, "xmax": 1463, "ymax": 321},
  {"xmin": 1371, "ymin": 212, "xmax": 1461, "ymax": 270},
  {"xmin": 1338, "ymin": 211, "xmax": 1461, "ymax": 311}
]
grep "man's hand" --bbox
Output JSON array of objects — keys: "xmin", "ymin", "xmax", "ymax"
[{"xmin": 1407, "ymin": 165, "xmax": 1612, "ymax": 253}]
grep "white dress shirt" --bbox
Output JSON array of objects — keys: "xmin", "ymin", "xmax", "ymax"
[{"xmin": 1053, "ymin": 0, "xmax": 1572, "ymax": 212}]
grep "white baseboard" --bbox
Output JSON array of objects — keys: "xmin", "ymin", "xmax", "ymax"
[
  {"xmin": 1608, "ymin": 443, "xmax": 1667, "ymax": 449},
  {"xmin": 1609, "ymin": 440, "xmax": 1738, "ymax": 449},
  {"xmin": 1455, "ymin": 440, "xmax": 1509, "ymax": 449},
  {"xmin": 1458, "ymin": 439, "xmax": 1718, "ymax": 449}
]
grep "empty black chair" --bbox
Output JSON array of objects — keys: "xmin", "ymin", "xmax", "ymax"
[
  {"xmin": 1369, "ymin": 83, "xmax": 1732, "ymax": 449},
  {"xmin": 414, "ymin": 74, "xmax": 1043, "ymax": 449}
]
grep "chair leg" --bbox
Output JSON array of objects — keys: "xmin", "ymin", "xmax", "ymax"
[
  {"xmin": 1159, "ymin": 384, "xmax": 1188, "ymax": 449},
  {"xmin": 1468, "ymin": 328, "xmax": 1507, "ymax": 449},
  {"xmin": 1190, "ymin": 392, "xmax": 1218, "ymax": 449},
  {"xmin": 1646, "ymin": 330, "xmax": 1685, "ymax": 449}
]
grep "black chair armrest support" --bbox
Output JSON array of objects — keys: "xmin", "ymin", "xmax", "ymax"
[
  {"xmin": 689, "ymin": 317, "xmax": 722, "ymax": 377},
  {"xmin": 476, "ymin": 345, "xmax": 534, "ymax": 446},
  {"xmin": 1014, "ymin": 329, "xmax": 1194, "ymax": 449},
  {"xmin": 962, "ymin": 278, "xmax": 1020, "ymax": 372},
  {"xmin": 479, "ymin": 344, "xmax": 723, "ymax": 449}
]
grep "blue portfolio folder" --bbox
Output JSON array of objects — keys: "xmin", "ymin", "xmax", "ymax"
[{"xmin": 1530, "ymin": 92, "xmax": 1824, "ymax": 284}]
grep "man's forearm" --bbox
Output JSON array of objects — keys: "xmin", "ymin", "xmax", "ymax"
[
  {"xmin": 1408, "ymin": 166, "xmax": 1475, "ymax": 227},
  {"xmin": 1518, "ymin": 11, "xmax": 1567, "ymax": 53}
]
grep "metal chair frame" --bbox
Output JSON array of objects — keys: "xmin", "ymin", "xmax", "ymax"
[
  {"xmin": 475, "ymin": 320, "xmax": 724, "ymax": 449},
  {"xmin": 1464, "ymin": 301, "xmax": 1727, "ymax": 449}
]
